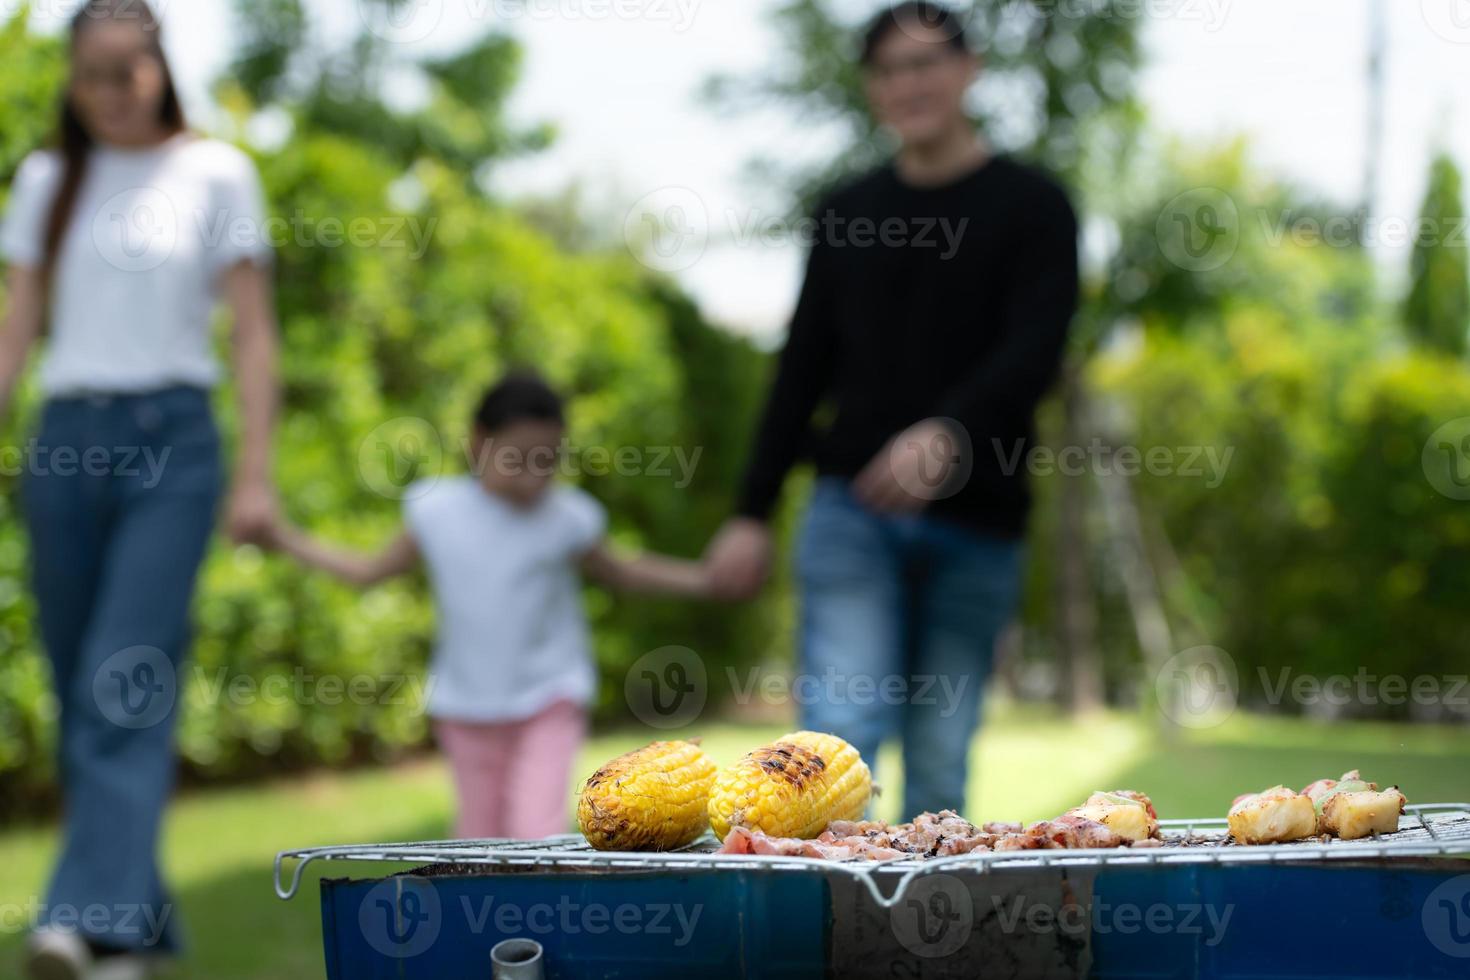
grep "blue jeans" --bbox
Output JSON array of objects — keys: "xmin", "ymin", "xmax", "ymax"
[
  {"xmin": 796, "ymin": 478, "xmax": 1023, "ymax": 818},
  {"xmin": 22, "ymin": 386, "xmax": 221, "ymax": 953}
]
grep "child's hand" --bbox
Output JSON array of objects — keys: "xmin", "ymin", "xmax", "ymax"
[{"xmin": 254, "ymin": 513, "xmax": 291, "ymax": 552}]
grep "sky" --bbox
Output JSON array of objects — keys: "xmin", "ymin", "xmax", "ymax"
[{"xmin": 21, "ymin": 0, "xmax": 1470, "ymax": 339}]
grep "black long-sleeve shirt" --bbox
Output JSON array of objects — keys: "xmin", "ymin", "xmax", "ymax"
[{"xmin": 736, "ymin": 156, "xmax": 1080, "ymax": 537}]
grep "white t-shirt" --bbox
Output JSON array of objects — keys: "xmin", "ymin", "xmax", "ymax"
[
  {"xmin": 404, "ymin": 477, "xmax": 608, "ymax": 723},
  {"xmin": 0, "ymin": 134, "xmax": 273, "ymax": 395}
]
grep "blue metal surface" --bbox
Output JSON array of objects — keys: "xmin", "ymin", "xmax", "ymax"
[
  {"xmin": 320, "ymin": 870, "xmax": 828, "ymax": 979},
  {"xmin": 1091, "ymin": 864, "xmax": 1470, "ymax": 980},
  {"xmin": 318, "ymin": 862, "xmax": 1470, "ymax": 979}
]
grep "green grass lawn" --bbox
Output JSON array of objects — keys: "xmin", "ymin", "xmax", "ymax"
[{"xmin": 1, "ymin": 706, "xmax": 1467, "ymax": 978}]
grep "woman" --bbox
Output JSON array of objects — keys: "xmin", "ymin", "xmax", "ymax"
[{"xmin": 0, "ymin": 2, "xmax": 279, "ymax": 976}]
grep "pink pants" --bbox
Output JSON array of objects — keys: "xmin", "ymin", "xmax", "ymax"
[{"xmin": 433, "ymin": 700, "xmax": 587, "ymax": 840}]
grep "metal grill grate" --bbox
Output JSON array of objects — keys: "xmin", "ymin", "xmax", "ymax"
[{"xmin": 275, "ymin": 803, "xmax": 1470, "ymax": 910}]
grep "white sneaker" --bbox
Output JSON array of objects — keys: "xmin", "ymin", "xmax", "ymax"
[{"xmin": 25, "ymin": 929, "xmax": 92, "ymax": 980}]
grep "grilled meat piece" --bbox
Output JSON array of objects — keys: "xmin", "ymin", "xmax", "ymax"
[
  {"xmin": 1026, "ymin": 814, "xmax": 1127, "ymax": 850},
  {"xmin": 1301, "ymin": 771, "xmax": 1406, "ymax": 839},
  {"xmin": 720, "ymin": 826, "xmax": 905, "ymax": 861},
  {"xmin": 1227, "ymin": 786, "xmax": 1318, "ymax": 844},
  {"xmin": 1320, "ymin": 788, "xmax": 1406, "ymax": 840}
]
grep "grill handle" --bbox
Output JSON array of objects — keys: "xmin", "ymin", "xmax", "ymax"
[{"xmin": 491, "ymin": 938, "xmax": 545, "ymax": 980}]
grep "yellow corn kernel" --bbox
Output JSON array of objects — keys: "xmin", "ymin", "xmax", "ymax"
[
  {"xmin": 577, "ymin": 740, "xmax": 717, "ymax": 851},
  {"xmin": 707, "ymin": 731, "xmax": 871, "ymax": 841}
]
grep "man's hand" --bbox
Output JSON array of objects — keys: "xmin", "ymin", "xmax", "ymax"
[
  {"xmin": 854, "ymin": 418, "xmax": 969, "ymax": 514},
  {"xmin": 226, "ymin": 477, "xmax": 279, "ymax": 546},
  {"xmin": 704, "ymin": 517, "xmax": 774, "ymax": 601}
]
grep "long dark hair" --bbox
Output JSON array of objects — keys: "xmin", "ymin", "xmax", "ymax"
[{"xmin": 42, "ymin": 0, "xmax": 187, "ymax": 285}]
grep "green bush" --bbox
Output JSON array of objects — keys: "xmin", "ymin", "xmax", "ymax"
[{"xmin": 0, "ymin": 12, "xmax": 778, "ymax": 817}]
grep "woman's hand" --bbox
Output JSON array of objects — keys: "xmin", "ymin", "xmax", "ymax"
[
  {"xmin": 704, "ymin": 517, "xmax": 774, "ymax": 601},
  {"xmin": 226, "ymin": 477, "xmax": 279, "ymax": 546}
]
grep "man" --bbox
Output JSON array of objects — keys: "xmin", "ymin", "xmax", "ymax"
[{"xmin": 705, "ymin": 2, "xmax": 1079, "ymax": 817}]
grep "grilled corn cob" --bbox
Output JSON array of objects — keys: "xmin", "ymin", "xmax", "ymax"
[
  {"xmin": 707, "ymin": 731, "xmax": 871, "ymax": 841},
  {"xmin": 577, "ymin": 740, "xmax": 717, "ymax": 851}
]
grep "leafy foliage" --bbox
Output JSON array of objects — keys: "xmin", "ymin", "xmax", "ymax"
[
  {"xmin": 0, "ymin": 6, "xmax": 771, "ymax": 816},
  {"xmin": 1404, "ymin": 153, "xmax": 1470, "ymax": 357}
]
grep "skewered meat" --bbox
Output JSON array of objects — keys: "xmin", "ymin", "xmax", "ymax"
[
  {"xmin": 719, "ymin": 826, "xmax": 906, "ymax": 861},
  {"xmin": 1301, "ymin": 771, "xmax": 1407, "ymax": 839},
  {"xmin": 719, "ymin": 795, "xmax": 1153, "ymax": 862},
  {"xmin": 1066, "ymin": 791, "xmax": 1161, "ymax": 842},
  {"xmin": 1227, "ymin": 786, "xmax": 1318, "ymax": 844}
]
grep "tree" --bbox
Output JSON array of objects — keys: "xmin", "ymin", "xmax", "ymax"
[{"xmin": 1404, "ymin": 153, "xmax": 1470, "ymax": 357}]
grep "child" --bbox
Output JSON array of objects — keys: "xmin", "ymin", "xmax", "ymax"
[{"xmin": 265, "ymin": 372, "xmax": 711, "ymax": 839}]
